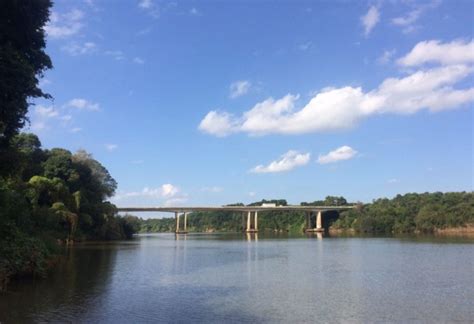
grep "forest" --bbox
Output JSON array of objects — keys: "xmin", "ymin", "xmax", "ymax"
[
  {"xmin": 0, "ymin": 0, "xmax": 139, "ymax": 290},
  {"xmin": 139, "ymin": 193, "xmax": 474, "ymax": 234}
]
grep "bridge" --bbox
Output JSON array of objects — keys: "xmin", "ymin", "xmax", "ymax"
[{"xmin": 118, "ymin": 205, "xmax": 356, "ymax": 234}]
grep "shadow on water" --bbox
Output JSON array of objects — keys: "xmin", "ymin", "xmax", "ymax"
[{"xmin": 0, "ymin": 243, "xmax": 122, "ymax": 322}]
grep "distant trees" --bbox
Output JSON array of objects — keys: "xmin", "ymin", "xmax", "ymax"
[
  {"xmin": 301, "ymin": 196, "xmax": 348, "ymax": 206},
  {"xmin": 333, "ymin": 192, "xmax": 473, "ymax": 233},
  {"xmin": 139, "ymin": 193, "xmax": 473, "ymax": 234}
]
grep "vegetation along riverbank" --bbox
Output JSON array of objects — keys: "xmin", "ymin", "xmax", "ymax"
[{"xmin": 138, "ymin": 193, "xmax": 473, "ymax": 235}]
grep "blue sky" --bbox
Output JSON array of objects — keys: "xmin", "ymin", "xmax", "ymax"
[{"xmin": 30, "ymin": 0, "xmax": 473, "ymax": 211}]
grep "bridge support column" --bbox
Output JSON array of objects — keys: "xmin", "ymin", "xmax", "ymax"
[
  {"xmin": 245, "ymin": 211, "xmax": 258, "ymax": 233},
  {"xmin": 304, "ymin": 210, "xmax": 324, "ymax": 233},
  {"xmin": 184, "ymin": 212, "xmax": 188, "ymax": 232},
  {"xmin": 254, "ymin": 211, "xmax": 258, "ymax": 231},
  {"xmin": 315, "ymin": 210, "xmax": 323, "ymax": 232},
  {"xmin": 246, "ymin": 211, "xmax": 251, "ymax": 232},
  {"xmin": 175, "ymin": 212, "xmax": 180, "ymax": 233},
  {"xmin": 175, "ymin": 212, "xmax": 188, "ymax": 234}
]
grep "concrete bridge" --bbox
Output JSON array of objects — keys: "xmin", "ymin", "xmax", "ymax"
[{"xmin": 118, "ymin": 205, "xmax": 356, "ymax": 234}]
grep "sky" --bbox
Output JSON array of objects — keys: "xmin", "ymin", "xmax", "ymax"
[{"xmin": 29, "ymin": 0, "xmax": 473, "ymax": 214}]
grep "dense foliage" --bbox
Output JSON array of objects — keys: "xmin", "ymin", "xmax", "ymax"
[
  {"xmin": 0, "ymin": 0, "xmax": 52, "ymax": 149},
  {"xmin": 333, "ymin": 192, "xmax": 474, "ymax": 234},
  {"xmin": 0, "ymin": 1, "xmax": 139, "ymax": 290},
  {"xmin": 139, "ymin": 193, "xmax": 473, "ymax": 234},
  {"xmin": 0, "ymin": 134, "xmax": 139, "ymax": 289}
]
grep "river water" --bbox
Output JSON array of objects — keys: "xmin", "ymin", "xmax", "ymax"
[{"xmin": 1, "ymin": 233, "xmax": 473, "ymax": 323}]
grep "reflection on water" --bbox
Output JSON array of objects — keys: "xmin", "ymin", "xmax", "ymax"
[{"xmin": 0, "ymin": 233, "xmax": 473, "ymax": 323}]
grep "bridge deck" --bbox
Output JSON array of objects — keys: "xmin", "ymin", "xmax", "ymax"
[{"xmin": 117, "ymin": 205, "xmax": 356, "ymax": 213}]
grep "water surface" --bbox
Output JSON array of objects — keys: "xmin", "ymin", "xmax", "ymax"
[{"xmin": 1, "ymin": 233, "xmax": 473, "ymax": 323}]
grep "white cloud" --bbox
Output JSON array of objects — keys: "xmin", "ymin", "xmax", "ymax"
[
  {"xmin": 361, "ymin": 6, "xmax": 380, "ymax": 37},
  {"xmin": 45, "ymin": 9, "xmax": 84, "ymax": 39},
  {"xmin": 104, "ymin": 50, "xmax": 125, "ymax": 61},
  {"xmin": 198, "ymin": 111, "xmax": 239, "ymax": 137},
  {"xmin": 60, "ymin": 115, "xmax": 72, "ymax": 122},
  {"xmin": 397, "ymin": 39, "xmax": 474, "ymax": 67},
  {"xmin": 35, "ymin": 105, "xmax": 59, "ymax": 118},
  {"xmin": 139, "ymin": 0, "xmax": 153, "ymax": 9},
  {"xmin": 105, "ymin": 144, "xmax": 118, "ymax": 152},
  {"xmin": 317, "ymin": 146, "xmax": 357, "ymax": 164},
  {"xmin": 388, "ymin": 178, "xmax": 400, "ymax": 183},
  {"xmin": 251, "ymin": 150, "xmax": 310, "ymax": 173},
  {"xmin": 298, "ymin": 41, "xmax": 313, "ymax": 51},
  {"xmin": 138, "ymin": 0, "xmax": 160, "ymax": 18},
  {"xmin": 112, "ymin": 184, "xmax": 184, "ymax": 206},
  {"xmin": 29, "ymin": 105, "xmax": 75, "ymax": 132},
  {"xmin": 31, "ymin": 121, "xmax": 47, "ymax": 132},
  {"xmin": 70, "ymin": 127, "xmax": 82, "ymax": 133},
  {"xmin": 377, "ymin": 49, "xmax": 396, "ymax": 65},
  {"xmin": 189, "ymin": 7, "xmax": 201, "ymax": 16},
  {"xmin": 392, "ymin": 9, "xmax": 420, "ymax": 27},
  {"xmin": 230, "ymin": 80, "xmax": 252, "ymax": 98},
  {"xmin": 61, "ymin": 42, "xmax": 97, "ymax": 56},
  {"xmin": 163, "ymin": 197, "xmax": 188, "ymax": 207},
  {"xmin": 133, "ymin": 57, "xmax": 145, "ymax": 64},
  {"xmin": 392, "ymin": 0, "xmax": 440, "ymax": 33},
  {"xmin": 199, "ymin": 40, "xmax": 474, "ymax": 137},
  {"xmin": 66, "ymin": 98, "xmax": 100, "ymax": 111},
  {"xmin": 248, "ymin": 191, "xmax": 256, "ymax": 197},
  {"xmin": 201, "ymin": 186, "xmax": 223, "ymax": 193},
  {"xmin": 39, "ymin": 79, "xmax": 51, "ymax": 87}
]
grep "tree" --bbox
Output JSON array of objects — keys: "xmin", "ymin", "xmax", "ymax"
[{"xmin": 0, "ymin": 0, "xmax": 52, "ymax": 148}]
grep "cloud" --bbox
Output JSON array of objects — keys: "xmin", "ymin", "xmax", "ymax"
[
  {"xmin": 251, "ymin": 150, "xmax": 310, "ymax": 173},
  {"xmin": 39, "ymin": 79, "xmax": 52, "ymax": 87},
  {"xmin": 138, "ymin": 0, "xmax": 160, "ymax": 18},
  {"xmin": 397, "ymin": 39, "xmax": 474, "ymax": 67},
  {"xmin": 104, "ymin": 50, "xmax": 125, "ymax": 61},
  {"xmin": 201, "ymin": 186, "xmax": 223, "ymax": 193},
  {"xmin": 105, "ymin": 144, "xmax": 118, "ymax": 152},
  {"xmin": 388, "ymin": 178, "xmax": 400, "ymax": 183},
  {"xmin": 133, "ymin": 57, "xmax": 145, "ymax": 64},
  {"xmin": 70, "ymin": 127, "xmax": 82, "ymax": 133},
  {"xmin": 317, "ymin": 146, "xmax": 357, "ymax": 164},
  {"xmin": 198, "ymin": 111, "xmax": 239, "ymax": 137},
  {"xmin": 45, "ymin": 9, "xmax": 84, "ymax": 39},
  {"xmin": 361, "ymin": 6, "xmax": 380, "ymax": 37},
  {"xmin": 377, "ymin": 49, "xmax": 396, "ymax": 65},
  {"xmin": 112, "ymin": 184, "xmax": 185, "ymax": 206},
  {"xmin": 298, "ymin": 41, "xmax": 313, "ymax": 51},
  {"xmin": 29, "ymin": 105, "xmax": 75, "ymax": 132},
  {"xmin": 230, "ymin": 80, "xmax": 251, "ymax": 98},
  {"xmin": 61, "ymin": 42, "xmax": 97, "ymax": 56},
  {"xmin": 189, "ymin": 7, "xmax": 201, "ymax": 16},
  {"xmin": 138, "ymin": 0, "xmax": 153, "ymax": 9},
  {"xmin": 66, "ymin": 98, "xmax": 100, "ymax": 111},
  {"xmin": 392, "ymin": 0, "xmax": 440, "ymax": 33},
  {"xmin": 199, "ymin": 40, "xmax": 474, "ymax": 137},
  {"xmin": 35, "ymin": 105, "xmax": 59, "ymax": 118}
]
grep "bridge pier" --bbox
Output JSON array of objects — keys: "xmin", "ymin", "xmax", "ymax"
[
  {"xmin": 175, "ymin": 211, "xmax": 188, "ymax": 234},
  {"xmin": 305, "ymin": 210, "xmax": 324, "ymax": 233},
  {"xmin": 244, "ymin": 211, "xmax": 258, "ymax": 233}
]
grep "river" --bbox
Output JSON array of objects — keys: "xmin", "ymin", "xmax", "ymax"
[{"xmin": 1, "ymin": 233, "xmax": 473, "ymax": 323}]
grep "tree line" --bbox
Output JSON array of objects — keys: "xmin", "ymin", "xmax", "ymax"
[
  {"xmin": 138, "ymin": 193, "xmax": 473, "ymax": 234},
  {"xmin": 0, "ymin": 0, "xmax": 139, "ymax": 291}
]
